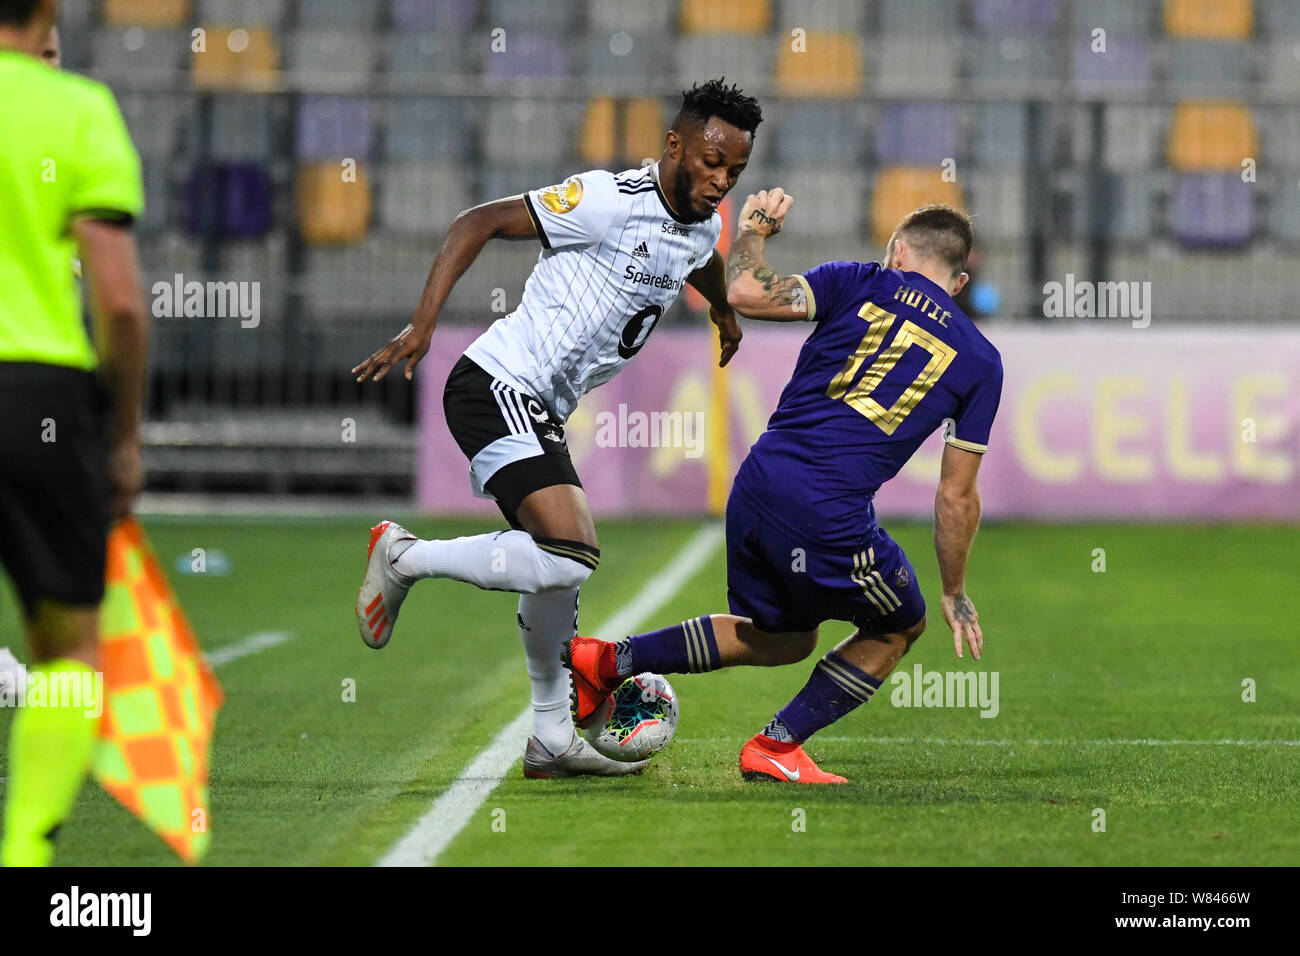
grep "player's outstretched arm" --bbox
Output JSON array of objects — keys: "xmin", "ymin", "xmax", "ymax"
[
  {"xmin": 687, "ymin": 250, "xmax": 741, "ymax": 367},
  {"xmin": 934, "ymin": 443, "xmax": 985, "ymax": 660},
  {"xmin": 352, "ymin": 196, "xmax": 538, "ymax": 383},
  {"xmin": 724, "ymin": 188, "xmax": 809, "ymax": 322}
]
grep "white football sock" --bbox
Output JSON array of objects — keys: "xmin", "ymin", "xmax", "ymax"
[
  {"xmin": 518, "ymin": 588, "xmax": 579, "ymax": 754},
  {"xmin": 391, "ymin": 530, "xmax": 593, "ymax": 594}
]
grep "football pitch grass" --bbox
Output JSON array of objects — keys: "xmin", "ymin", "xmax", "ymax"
[{"xmin": 1, "ymin": 517, "xmax": 1296, "ymax": 866}]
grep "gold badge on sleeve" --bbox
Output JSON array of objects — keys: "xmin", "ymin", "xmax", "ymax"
[{"xmin": 538, "ymin": 177, "xmax": 584, "ymax": 214}]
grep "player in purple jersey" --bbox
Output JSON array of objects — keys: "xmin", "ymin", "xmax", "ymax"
[{"xmin": 566, "ymin": 193, "xmax": 1002, "ymax": 784}]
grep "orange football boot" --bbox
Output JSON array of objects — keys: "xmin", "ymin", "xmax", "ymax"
[
  {"xmin": 739, "ymin": 733, "xmax": 847, "ymax": 784},
  {"xmin": 561, "ymin": 635, "xmax": 621, "ymax": 729}
]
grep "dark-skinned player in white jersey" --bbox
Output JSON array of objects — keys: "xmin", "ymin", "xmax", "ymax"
[{"xmin": 353, "ymin": 80, "xmax": 759, "ymax": 778}]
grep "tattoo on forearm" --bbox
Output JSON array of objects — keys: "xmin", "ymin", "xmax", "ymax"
[
  {"xmin": 726, "ymin": 232, "xmax": 807, "ymax": 313},
  {"xmin": 953, "ymin": 594, "xmax": 977, "ymax": 623}
]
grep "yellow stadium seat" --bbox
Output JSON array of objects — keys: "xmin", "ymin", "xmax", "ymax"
[
  {"xmin": 104, "ymin": 0, "xmax": 190, "ymax": 27},
  {"xmin": 579, "ymin": 97, "xmax": 665, "ymax": 167},
  {"xmin": 869, "ymin": 167, "xmax": 965, "ymax": 246},
  {"xmin": 1165, "ymin": 0, "xmax": 1253, "ymax": 39},
  {"xmin": 191, "ymin": 25, "xmax": 279, "ymax": 91},
  {"xmin": 1167, "ymin": 101, "xmax": 1257, "ymax": 170},
  {"xmin": 776, "ymin": 32, "xmax": 862, "ymax": 97},
  {"xmin": 297, "ymin": 163, "xmax": 371, "ymax": 244},
  {"xmin": 680, "ymin": 0, "xmax": 771, "ymax": 35}
]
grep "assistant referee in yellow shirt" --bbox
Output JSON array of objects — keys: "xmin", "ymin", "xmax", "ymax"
[{"xmin": 0, "ymin": 0, "xmax": 148, "ymax": 867}]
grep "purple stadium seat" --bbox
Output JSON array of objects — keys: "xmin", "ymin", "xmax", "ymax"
[
  {"xmin": 973, "ymin": 0, "xmax": 1059, "ymax": 32},
  {"xmin": 1168, "ymin": 173, "xmax": 1254, "ymax": 247},
  {"xmin": 875, "ymin": 103, "xmax": 960, "ymax": 164},
  {"xmin": 482, "ymin": 33, "xmax": 568, "ymax": 78},
  {"xmin": 1073, "ymin": 37, "xmax": 1151, "ymax": 93},
  {"xmin": 186, "ymin": 163, "xmax": 272, "ymax": 239},
  {"xmin": 391, "ymin": 0, "xmax": 478, "ymax": 31},
  {"xmin": 296, "ymin": 96, "xmax": 374, "ymax": 160}
]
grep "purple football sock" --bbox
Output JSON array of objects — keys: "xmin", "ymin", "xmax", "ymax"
[
  {"xmin": 616, "ymin": 616, "xmax": 720, "ymax": 677},
  {"xmin": 766, "ymin": 651, "xmax": 883, "ymax": 743}
]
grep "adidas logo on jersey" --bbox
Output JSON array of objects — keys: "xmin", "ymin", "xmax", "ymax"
[{"xmin": 630, "ymin": 241, "xmax": 651, "ymax": 259}]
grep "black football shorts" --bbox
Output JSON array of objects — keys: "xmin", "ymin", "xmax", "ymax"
[{"xmin": 0, "ymin": 361, "xmax": 112, "ymax": 619}]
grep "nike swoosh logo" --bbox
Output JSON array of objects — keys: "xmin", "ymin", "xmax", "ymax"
[{"xmin": 760, "ymin": 753, "xmax": 800, "ymax": 781}]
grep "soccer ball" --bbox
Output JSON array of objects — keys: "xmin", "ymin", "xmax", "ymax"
[{"xmin": 580, "ymin": 672, "xmax": 678, "ymax": 762}]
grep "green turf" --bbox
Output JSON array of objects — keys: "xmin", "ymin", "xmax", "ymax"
[{"xmin": 1, "ymin": 519, "xmax": 1297, "ymax": 866}]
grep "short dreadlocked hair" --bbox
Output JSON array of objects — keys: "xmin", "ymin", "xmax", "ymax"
[
  {"xmin": 0, "ymin": 0, "xmax": 42, "ymax": 26},
  {"xmin": 672, "ymin": 78, "xmax": 763, "ymax": 138}
]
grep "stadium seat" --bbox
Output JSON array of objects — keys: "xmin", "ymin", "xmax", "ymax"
[
  {"xmin": 1270, "ymin": 173, "xmax": 1300, "ymax": 243},
  {"xmin": 973, "ymin": 102, "xmax": 1028, "ymax": 167},
  {"xmin": 209, "ymin": 95, "xmax": 276, "ymax": 162},
  {"xmin": 1166, "ymin": 39, "xmax": 1251, "ymax": 92},
  {"xmin": 383, "ymin": 98, "xmax": 474, "ymax": 162},
  {"xmin": 771, "ymin": 100, "xmax": 863, "ymax": 165},
  {"xmin": 673, "ymin": 35, "xmax": 770, "ymax": 93},
  {"xmin": 1069, "ymin": 172, "xmax": 1157, "ymax": 242},
  {"xmin": 971, "ymin": 34, "xmax": 1061, "ymax": 91},
  {"xmin": 92, "ymin": 27, "xmax": 188, "ymax": 80},
  {"xmin": 297, "ymin": 0, "xmax": 381, "ymax": 29},
  {"xmin": 1260, "ymin": 0, "xmax": 1300, "ymax": 34},
  {"xmin": 584, "ymin": 31, "xmax": 671, "ymax": 85},
  {"xmin": 286, "ymin": 30, "xmax": 378, "ymax": 93},
  {"xmin": 482, "ymin": 32, "xmax": 569, "ymax": 78},
  {"xmin": 775, "ymin": 31, "xmax": 863, "ymax": 97},
  {"xmin": 872, "ymin": 37, "xmax": 959, "ymax": 97},
  {"xmin": 775, "ymin": 0, "xmax": 866, "ymax": 32},
  {"xmin": 185, "ymin": 162, "xmax": 273, "ymax": 239},
  {"xmin": 1262, "ymin": 39, "xmax": 1300, "ymax": 92},
  {"xmin": 58, "ymin": 0, "xmax": 95, "ymax": 29},
  {"xmin": 137, "ymin": 158, "xmax": 170, "ymax": 234},
  {"xmin": 969, "ymin": 171, "xmax": 1026, "ymax": 241},
  {"xmin": 104, "ymin": 0, "xmax": 189, "ymax": 26},
  {"xmin": 385, "ymin": 30, "xmax": 470, "ymax": 79},
  {"xmin": 680, "ymin": 0, "xmax": 771, "ymax": 34},
  {"xmin": 487, "ymin": 0, "xmax": 578, "ymax": 32},
  {"xmin": 117, "ymin": 92, "xmax": 192, "ymax": 160},
  {"xmin": 1168, "ymin": 173, "xmax": 1254, "ymax": 246},
  {"xmin": 197, "ymin": 0, "xmax": 289, "ymax": 27},
  {"xmin": 1072, "ymin": 37, "xmax": 1153, "ymax": 94},
  {"xmin": 476, "ymin": 164, "xmax": 569, "ymax": 206},
  {"xmin": 773, "ymin": 166, "xmax": 868, "ymax": 238},
  {"xmin": 378, "ymin": 163, "xmax": 472, "ymax": 234},
  {"xmin": 1263, "ymin": 108, "xmax": 1300, "ymax": 170},
  {"xmin": 191, "ymin": 25, "xmax": 279, "ymax": 91},
  {"xmin": 296, "ymin": 162, "xmax": 372, "ymax": 244},
  {"xmin": 1167, "ymin": 102, "xmax": 1257, "ymax": 170},
  {"xmin": 1072, "ymin": 104, "xmax": 1164, "ymax": 171},
  {"xmin": 578, "ymin": 97, "xmax": 666, "ymax": 168},
  {"xmin": 879, "ymin": 0, "xmax": 959, "ymax": 33},
  {"xmin": 392, "ymin": 0, "xmax": 478, "ymax": 31},
  {"xmin": 588, "ymin": 0, "xmax": 672, "ymax": 33},
  {"xmin": 297, "ymin": 96, "xmax": 375, "ymax": 161},
  {"xmin": 869, "ymin": 167, "xmax": 965, "ymax": 245},
  {"xmin": 1164, "ymin": 0, "xmax": 1253, "ymax": 39},
  {"xmin": 876, "ymin": 103, "xmax": 961, "ymax": 165},
  {"xmin": 483, "ymin": 99, "xmax": 573, "ymax": 165},
  {"xmin": 972, "ymin": 0, "xmax": 1060, "ymax": 33},
  {"xmin": 1068, "ymin": 0, "xmax": 1154, "ymax": 35}
]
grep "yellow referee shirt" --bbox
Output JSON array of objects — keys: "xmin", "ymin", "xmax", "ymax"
[{"xmin": 0, "ymin": 48, "xmax": 143, "ymax": 371}]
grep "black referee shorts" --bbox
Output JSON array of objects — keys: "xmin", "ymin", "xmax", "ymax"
[
  {"xmin": 0, "ymin": 361, "xmax": 112, "ymax": 619},
  {"xmin": 443, "ymin": 354, "xmax": 582, "ymax": 530}
]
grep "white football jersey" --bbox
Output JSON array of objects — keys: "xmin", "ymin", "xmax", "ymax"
[{"xmin": 463, "ymin": 163, "xmax": 722, "ymax": 423}]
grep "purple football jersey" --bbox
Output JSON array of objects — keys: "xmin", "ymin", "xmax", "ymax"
[{"xmin": 734, "ymin": 261, "xmax": 1003, "ymax": 548}]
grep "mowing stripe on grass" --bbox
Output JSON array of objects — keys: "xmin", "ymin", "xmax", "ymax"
[
  {"xmin": 206, "ymin": 631, "xmax": 294, "ymax": 669},
  {"xmin": 376, "ymin": 523, "xmax": 725, "ymax": 868}
]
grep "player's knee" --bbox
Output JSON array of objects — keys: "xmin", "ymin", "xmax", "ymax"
[
  {"xmin": 898, "ymin": 615, "xmax": 927, "ymax": 654},
  {"xmin": 534, "ymin": 537, "xmax": 600, "ymax": 591},
  {"xmin": 787, "ymin": 629, "xmax": 819, "ymax": 663}
]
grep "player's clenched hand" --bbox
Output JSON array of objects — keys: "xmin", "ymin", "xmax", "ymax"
[
  {"xmin": 940, "ymin": 592, "xmax": 983, "ymax": 660},
  {"xmin": 709, "ymin": 304, "xmax": 742, "ymax": 367},
  {"xmin": 737, "ymin": 188, "xmax": 794, "ymax": 238},
  {"xmin": 352, "ymin": 323, "xmax": 430, "ymax": 383}
]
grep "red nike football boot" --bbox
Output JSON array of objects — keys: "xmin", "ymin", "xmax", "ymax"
[
  {"xmin": 561, "ymin": 635, "xmax": 622, "ymax": 729},
  {"xmin": 739, "ymin": 733, "xmax": 847, "ymax": 784}
]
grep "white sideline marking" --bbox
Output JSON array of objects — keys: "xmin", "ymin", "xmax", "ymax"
[
  {"xmin": 676, "ymin": 736, "xmax": 1300, "ymax": 747},
  {"xmin": 376, "ymin": 523, "xmax": 725, "ymax": 868},
  {"xmin": 205, "ymin": 631, "xmax": 294, "ymax": 669}
]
